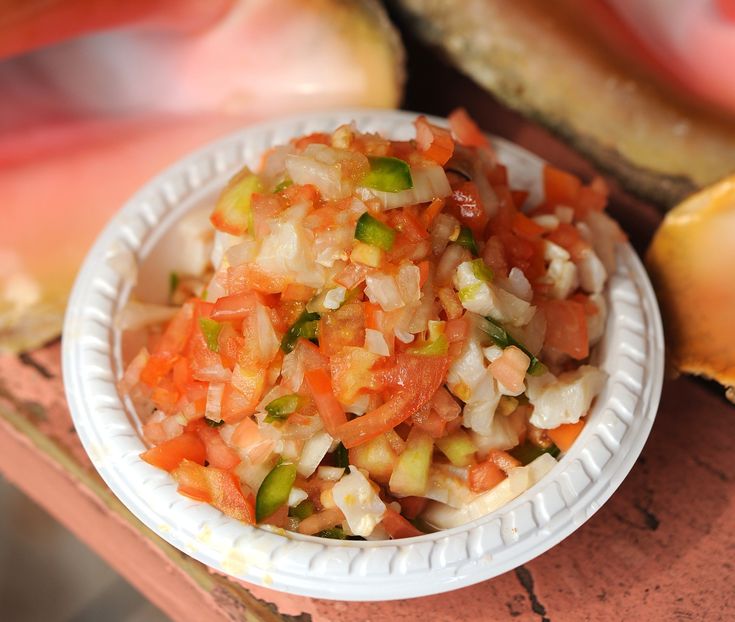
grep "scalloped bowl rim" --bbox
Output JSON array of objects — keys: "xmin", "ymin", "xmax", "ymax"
[{"xmin": 62, "ymin": 108, "xmax": 664, "ymax": 601}]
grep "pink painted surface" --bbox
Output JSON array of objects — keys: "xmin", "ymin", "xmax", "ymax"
[{"xmin": 1, "ymin": 345, "xmax": 733, "ymax": 621}]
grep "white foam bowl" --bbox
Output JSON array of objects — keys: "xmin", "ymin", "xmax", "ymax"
[{"xmin": 62, "ymin": 109, "xmax": 664, "ymax": 601}]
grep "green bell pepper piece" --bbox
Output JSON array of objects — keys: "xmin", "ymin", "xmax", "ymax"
[
  {"xmin": 361, "ymin": 156, "xmax": 413, "ymax": 192},
  {"xmin": 256, "ymin": 462, "xmax": 297, "ymax": 522}
]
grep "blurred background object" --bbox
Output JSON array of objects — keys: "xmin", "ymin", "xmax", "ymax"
[
  {"xmin": 0, "ymin": 0, "xmax": 404, "ymax": 354},
  {"xmin": 647, "ymin": 175, "xmax": 735, "ymax": 402},
  {"xmin": 392, "ymin": 0, "xmax": 735, "ymax": 207}
]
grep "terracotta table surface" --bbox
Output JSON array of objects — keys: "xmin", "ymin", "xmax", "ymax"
[{"xmin": 2, "ymin": 35, "xmax": 735, "ymax": 622}]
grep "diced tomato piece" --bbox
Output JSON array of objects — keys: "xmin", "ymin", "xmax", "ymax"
[
  {"xmin": 216, "ymin": 323, "xmax": 244, "ymax": 369},
  {"xmin": 291, "ymin": 339, "xmax": 329, "ymax": 374},
  {"xmin": 486, "ymin": 164, "xmax": 508, "ymax": 187},
  {"xmin": 431, "ymin": 385, "xmax": 462, "ymax": 420},
  {"xmin": 293, "ymin": 132, "xmax": 330, "ymax": 149},
  {"xmin": 304, "ymin": 368, "xmax": 348, "ymax": 437},
  {"xmin": 468, "ymin": 459, "xmax": 506, "ymax": 493},
  {"xmin": 547, "ymin": 419, "xmax": 586, "ymax": 452},
  {"xmin": 281, "ymin": 283, "xmax": 316, "ymax": 302},
  {"xmin": 482, "ymin": 235, "xmax": 509, "ymax": 278},
  {"xmin": 150, "ymin": 383, "xmax": 180, "ymax": 414},
  {"xmin": 512, "ymin": 212, "xmax": 545, "ymax": 240},
  {"xmin": 397, "ymin": 496, "xmax": 428, "ymax": 520},
  {"xmin": 381, "ymin": 507, "xmax": 424, "ymax": 539},
  {"xmin": 437, "ymin": 286, "xmax": 464, "ymax": 320},
  {"xmin": 330, "ymin": 346, "xmax": 379, "ymax": 404},
  {"xmin": 227, "ymin": 263, "xmax": 290, "ymax": 295},
  {"xmin": 487, "ymin": 185, "xmax": 517, "ymax": 235},
  {"xmin": 420, "ymin": 197, "xmax": 446, "ymax": 228},
  {"xmin": 411, "ymin": 409, "xmax": 447, "ymax": 438},
  {"xmin": 510, "ymin": 190, "xmax": 529, "ymax": 209},
  {"xmin": 226, "ymin": 365, "xmax": 266, "ymax": 422},
  {"xmin": 261, "ymin": 504, "xmax": 289, "ymax": 528},
  {"xmin": 444, "ymin": 316, "xmax": 469, "ymax": 343},
  {"xmin": 488, "ymin": 346, "xmax": 530, "ymax": 394},
  {"xmin": 319, "ymin": 302, "xmax": 365, "ymax": 357},
  {"xmin": 499, "ymin": 232, "xmax": 545, "ymax": 283},
  {"xmin": 186, "ymin": 325, "xmax": 225, "ymax": 382},
  {"xmin": 140, "ymin": 302, "xmax": 195, "ymax": 386},
  {"xmin": 574, "ymin": 185, "xmax": 606, "ymax": 218},
  {"xmin": 546, "ymin": 223, "xmax": 590, "ymax": 261},
  {"xmin": 172, "ymin": 357, "xmax": 193, "ymax": 392},
  {"xmin": 388, "ymin": 208, "xmax": 430, "ymax": 242},
  {"xmin": 281, "ymin": 183, "xmax": 321, "ymax": 208},
  {"xmin": 231, "ymin": 417, "xmax": 266, "ymax": 450},
  {"xmin": 489, "ymin": 450, "xmax": 522, "ymax": 474},
  {"xmin": 571, "ymin": 292, "xmax": 599, "ymax": 317},
  {"xmin": 140, "ymin": 432, "xmax": 206, "ymax": 472},
  {"xmin": 414, "ymin": 115, "xmax": 455, "ymax": 165},
  {"xmin": 445, "ymin": 180, "xmax": 488, "ymax": 238},
  {"xmin": 211, "ymin": 292, "xmax": 258, "ymax": 322},
  {"xmin": 250, "ymin": 193, "xmax": 284, "ymax": 237},
  {"xmin": 336, "ymin": 354, "xmax": 450, "ymax": 449},
  {"xmin": 448, "ymin": 107, "xmax": 489, "ymax": 148},
  {"xmin": 541, "ymin": 299, "xmax": 589, "ymax": 360},
  {"xmin": 363, "ymin": 301, "xmax": 382, "ymax": 331},
  {"xmin": 334, "ymin": 262, "xmax": 370, "ymax": 289},
  {"xmin": 544, "ymin": 165, "xmax": 581, "ymax": 207},
  {"xmin": 172, "ymin": 460, "xmax": 255, "ymax": 523},
  {"xmin": 191, "ymin": 420, "xmax": 241, "ymax": 469}
]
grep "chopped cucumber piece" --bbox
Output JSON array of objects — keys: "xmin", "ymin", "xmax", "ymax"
[
  {"xmin": 435, "ymin": 429, "xmax": 477, "ymax": 467},
  {"xmin": 389, "ymin": 428, "xmax": 433, "ymax": 497}
]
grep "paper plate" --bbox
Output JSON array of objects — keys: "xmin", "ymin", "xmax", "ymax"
[{"xmin": 62, "ymin": 109, "xmax": 664, "ymax": 601}]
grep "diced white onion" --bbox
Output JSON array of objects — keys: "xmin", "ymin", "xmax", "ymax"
[
  {"xmin": 532, "ymin": 214, "xmax": 560, "ymax": 230},
  {"xmin": 288, "ymin": 487, "xmax": 309, "ymax": 507},
  {"xmin": 575, "ymin": 248, "xmax": 607, "ymax": 294},
  {"xmin": 255, "ymin": 302, "xmax": 280, "ymax": 362},
  {"xmin": 323, "ymin": 286, "xmax": 347, "ymax": 310},
  {"xmin": 364, "ymin": 273, "xmax": 404, "ymax": 311},
  {"xmin": 297, "ymin": 431, "xmax": 334, "ymax": 477},
  {"xmin": 223, "ymin": 239, "xmax": 257, "ymax": 267},
  {"xmin": 119, "ymin": 347, "xmax": 149, "ymax": 393},
  {"xmin": 527, "ymin": 366, "xmax": 607, "ymax": 429},
  {"xmin": 430, "ymin": 213, "xmax": 461, "ymax": 256},
  {"xmin": 332, "ymin": 467, "xmax": 386, "ymax": 537},
  {"xmin": 555, "ymin": 206, "xmax": 575, "ymax": 223},
  {"xmin": 396, "ymin": 262, "xmax": 421, "ymax": 305},
  {"xmin": 365, "ymin": 328, "xmax": 390, "ymax": 356},
  {"xmin": 502, "ymin": 267, "xmax": 533, "ymax": 302},
  {"xmin": 317, "ymin": 466, "xmax": 345, "ymax": 481},
  {"xmin": 205, "ymin": 383, "xmax": 225, "ymax": 422},
  {"xmin": 544, "ymin": 240, "xmax": 570, "ymax": 261}
]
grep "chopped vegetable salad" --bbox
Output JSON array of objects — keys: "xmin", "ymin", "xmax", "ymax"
[{"xmin": 121, "ymin": 110, "xmax": 624, "ymax": 539}]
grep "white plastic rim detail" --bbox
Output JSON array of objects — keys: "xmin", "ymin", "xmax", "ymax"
[{"xmin": 62, "ymin": 109, "xmax": 664, "ymax": 601}]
